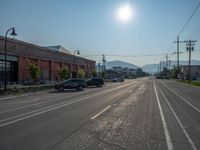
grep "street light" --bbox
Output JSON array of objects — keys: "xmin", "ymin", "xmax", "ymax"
[
  {"xmin": 4, "ymin": 27, "xmax": 17, "ymax": 93},
  {"xmin": 72, "ymin": 50, "xmax": 80, "ymax": 78}
]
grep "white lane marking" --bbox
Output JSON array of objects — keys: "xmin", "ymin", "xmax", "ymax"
[
  {"xmin": 0, "ymin": 92, "xmax": 45, "ymax": 101},
  {"xmin": 0, "ymin": 90, "xmax": 113, "ymax": 123},
  {"xmin": 160, "ymin": 82, "xmax": 200, "ymax": 113},
  {"xmin": 0, "ymin": 82, "xmax": 131, "ymax": 113},
  {"xmin": 128, "ymin": 90, "xmax": 133, "ymax": 93},
  {"xmin": 0, "ymin": 82, "xmax": 118, "ymax": 101},
  {"xmin": 154, "ymin": 82, "xmax": 174, "ymax": 150},
  {"xmin": 0, "ymin": 102, "xmax": 44, "ymax": 114},
  {"xmin": 0, "ymin": 92, "xmax": 109, "ymax": 127},
  {"xmin": 0, "ymin": 83, "xmax": 120, "ymax": 114},
  {"xmin": 157, "ymin": 83, "xmax": 197, "ymax": 150},
  {"xmin": 91, "ymin": 105, "xmax": 111, "ymax": 120},
  {"xmin": 0, "ymin": 92, "xmax": 90, "ymax": 114},
  {"xmin": 0, "ymin": 82, "xmax": 134, "ymax": 127},
  {"xmin": 17, "ymin": 98, "xmax": 42, "ymax": 103},
  {"xmin": 1, "ymin": 83, "xmax": 130, "ymax": 122}
]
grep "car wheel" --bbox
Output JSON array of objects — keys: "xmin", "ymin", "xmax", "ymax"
[
  {"xmin": 59, "ymin": 86, "xmax": 64, "ymax": 91},
  {"xmin": 77, "ymin": 85, "xmax": 83, "ymax": 91}
]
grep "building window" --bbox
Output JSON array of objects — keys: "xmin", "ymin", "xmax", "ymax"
[{"xmin": 0, "ymin": 55, "xmax": 18, "ymax": 83}]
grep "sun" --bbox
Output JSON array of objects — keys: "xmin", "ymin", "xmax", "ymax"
[{"xmin": 117, "ymin": 4, "xmax": 133, "ymax": 22}]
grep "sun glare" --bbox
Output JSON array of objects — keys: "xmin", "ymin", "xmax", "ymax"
[{"xmin": 118, "ymin": 4, "xmax": 133, "ymax": 22}]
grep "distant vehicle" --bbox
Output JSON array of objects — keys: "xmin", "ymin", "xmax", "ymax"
[
  {"xmin": 117, "ymin": 77, "xmax": 124, "ymax": 82},
  {"xmin": 86, "ymin": 78, "xmax": 104, "ymax": 87},
  {"xmin": 126, "ymin": 76, "xmax": 136, "ymax": 79},
  {"xmin": 54, "ymin": 78, "xmax": 86, "ymax": 91},
  {"xmin": 111, "ymin": 77, "xmax": 118, "ymax": 82},
  {"xmin": 156, "ymin": 76, "xmax": 163, "ymax": 79},
  {"xmin": 111, "ymin": 77, "xmax": 124, "ymax": 82}
]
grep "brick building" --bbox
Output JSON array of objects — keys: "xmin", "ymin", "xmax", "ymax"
[{"xmin": 0, "ymin": 36, "xmax": 95, "ymax": 83}]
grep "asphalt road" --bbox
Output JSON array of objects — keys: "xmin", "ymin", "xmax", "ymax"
[{"xmin": 0, "ymin": 78, "xmax": 199, "ymax": 150}]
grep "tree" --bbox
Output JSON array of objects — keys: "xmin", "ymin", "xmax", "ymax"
[
  {"xmin": 78, "ymin": 69, "xmax": 85, "ymax": 78},
  {"xmin": 59, "ymin": 67, "xmax": 69, "ymax": 81},
  {"xmin": 92, "ymin": 69, "xmax": 97, "ymax": 77},
  {"xmin": 28, "ymin": 63, "xmax": 40, "ymax": 84},
  {"xmin": 170, "ymin": 66, "xmax": 178, "ymax": 79}
]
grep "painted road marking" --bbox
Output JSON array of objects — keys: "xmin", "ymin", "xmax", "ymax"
[
  {"xmin": 0, "ymin": 102, "xmax": 44, "ymax": 114},
  {"xmin": 0, "ymin": 82, "xmax": 134, "ymax": 127},
  {"xmin": 91, "ymin": 105, "xmax": 111, "ymax": 120},
  {"xmin": 160, "ymin": 82, "xmax": 200, "ymax": 113},
  {"xmin": 154, "ymin": 82, "xmax": 174, "ymax": 150},
  {"xmin": 157, "ymin": 84, "xmax": 197, "ymax": 150},
  {"xmin": 0, "ymin": 91, "xmax": 45, "ymax": 101}
]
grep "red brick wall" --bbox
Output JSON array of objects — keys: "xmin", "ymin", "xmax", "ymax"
[
  {"xmin": 39, "ymin": 60, "xmax": 50, "ymax": 80},
  {"xmin": 18, "ymin": 57, "xmax": 37, "ymax": 81},
  {"xmin": 52, "ymin": 61, "xmax": 61, "ymax": 81},
  {"xmin": 0, "ymin": 36, "xmax": 96, "ymax": 81}
]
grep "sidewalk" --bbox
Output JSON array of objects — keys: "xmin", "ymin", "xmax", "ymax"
[{"xmin": 0, "ymin": 83, "xmax": 55, "ymax": 100}]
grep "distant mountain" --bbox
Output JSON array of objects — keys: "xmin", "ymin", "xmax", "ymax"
[
  {"xmin": 105, "ymin": 60, "xmax": 139, "ymax": 69},
  {"xmin": 141, "ymin": 60, "xmax": 200, "ymax": 74},
  {"xmin": 96, "ymin": 60, "xmax": 200, "ymax": 74},
  {"xmin": 142, "ymin": 64, "xmax": 159, "ymax": 74}
]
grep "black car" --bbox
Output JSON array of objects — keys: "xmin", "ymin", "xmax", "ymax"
[
  {"xmin": 54, "ymin": 78, "xmax": 87, "ymax": 91},
  {"xmin": 86, "ymin": 78, "xmax": 104, "ymax": 87}
]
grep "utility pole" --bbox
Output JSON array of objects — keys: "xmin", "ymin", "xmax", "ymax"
[
  {"xmin": 185, "ymin": 40, "xmax": 196, "ymax": 83},
  {"xmin": 159, "ymin": 61, "xmax": 162, "ymax": 73},
  {"xmin": 102, "ymin": 54, "xmax": 106, "ymax": 78},
  {"xmin": 168, "ymin": 59, "xmax": 171, "ymax": 70},
  {"xmin": 98, "ymin": 62, "xmax": 101, "ymax": 77},
  {"xmin": 162, "ymin": 61, "xmax": 165, "ymax": 71},
  {"xmin": 165, "ymin": 54, "xmax": 169, "ymax": 69},
  {"xmin": 174, "ymin": 36, "xmax": 184, "ymax": 79}
]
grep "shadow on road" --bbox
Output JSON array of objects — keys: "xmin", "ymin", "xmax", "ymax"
[{"xmin": 48, "ymin": 90, "xmax": 82, "ymax": 94}]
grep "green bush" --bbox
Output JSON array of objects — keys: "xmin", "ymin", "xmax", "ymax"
[
  {"xmin": 78, "ymin": 69, "xmax": 85, "ymax": 78},
  {"xmin": 59, "ymin": 67, "xmax": 69, "ymax": 81},
  {"xmin": 28, "ymin": 63, "xmax": 40, "ymax": 83}
]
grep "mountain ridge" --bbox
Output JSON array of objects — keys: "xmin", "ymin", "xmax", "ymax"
[{"xmin": 97, "ymin": 60, "xmax": 200, "ymax": 74}]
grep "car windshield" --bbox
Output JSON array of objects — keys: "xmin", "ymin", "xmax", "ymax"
[{"xmin": 1, "ymin": 1, "xmax": 200, "ymax": 150}]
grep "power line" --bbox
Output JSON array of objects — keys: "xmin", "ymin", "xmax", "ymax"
[
  {"xmin": 167, "ymin": 42, "xmax": 175, "ymax": 53},
  {"xmin": 186, "ymin": 23, "xmax": 200, "ymax": 39},
  {"xmin": 178, "ymin": 1, "xmax": 200, "ymax": 36},
  {"xmin": 82, "ymin": 53, "xmax": 175, "ymax": 58}
]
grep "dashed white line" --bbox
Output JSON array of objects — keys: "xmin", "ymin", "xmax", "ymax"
[
  {"xmin": 0, "ymin": 82, "xmax": 133, "ymax": 127},
  {"xmin": 154, "ymin": 82, "xmax": 174, "ymax": 150},
  {"xmin": 157, "ymin": 83, "xmax": 197, "ymax": 150},
  {"xmin": 0, "ymin": 92, "xmax": 109, "ymax": 127},
  {"xmin": 91, "ymin": 105, "xmax": 111, "ymax": 120}
]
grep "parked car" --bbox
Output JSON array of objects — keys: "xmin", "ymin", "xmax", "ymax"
[
  {"xmin": 111, "ymin": 77, "xmax": 118, "ymax": 82},
  {"xmin": 111, "ymin": 77, "xmax": 124, "ymax": 82},
  {"xmin": 86, "ymin": 78, "xmax": 104, "ymax": 87},
  {"xmin": 117, "ymin": 77, "xmax": 124, "ymax": 82},
  {"xmin": 54, "ymin": 78, "xmax": 87, "ymax": 91}
]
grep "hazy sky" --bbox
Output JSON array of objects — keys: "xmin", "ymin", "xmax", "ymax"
[{"xmin": 1, "ymin": 0, "xmax": 200, "ymax": 66}]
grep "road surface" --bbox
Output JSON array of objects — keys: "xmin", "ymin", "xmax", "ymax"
[{"xmin": 0, "ymin": 78, "xmax": 199, "ymax": 150}]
